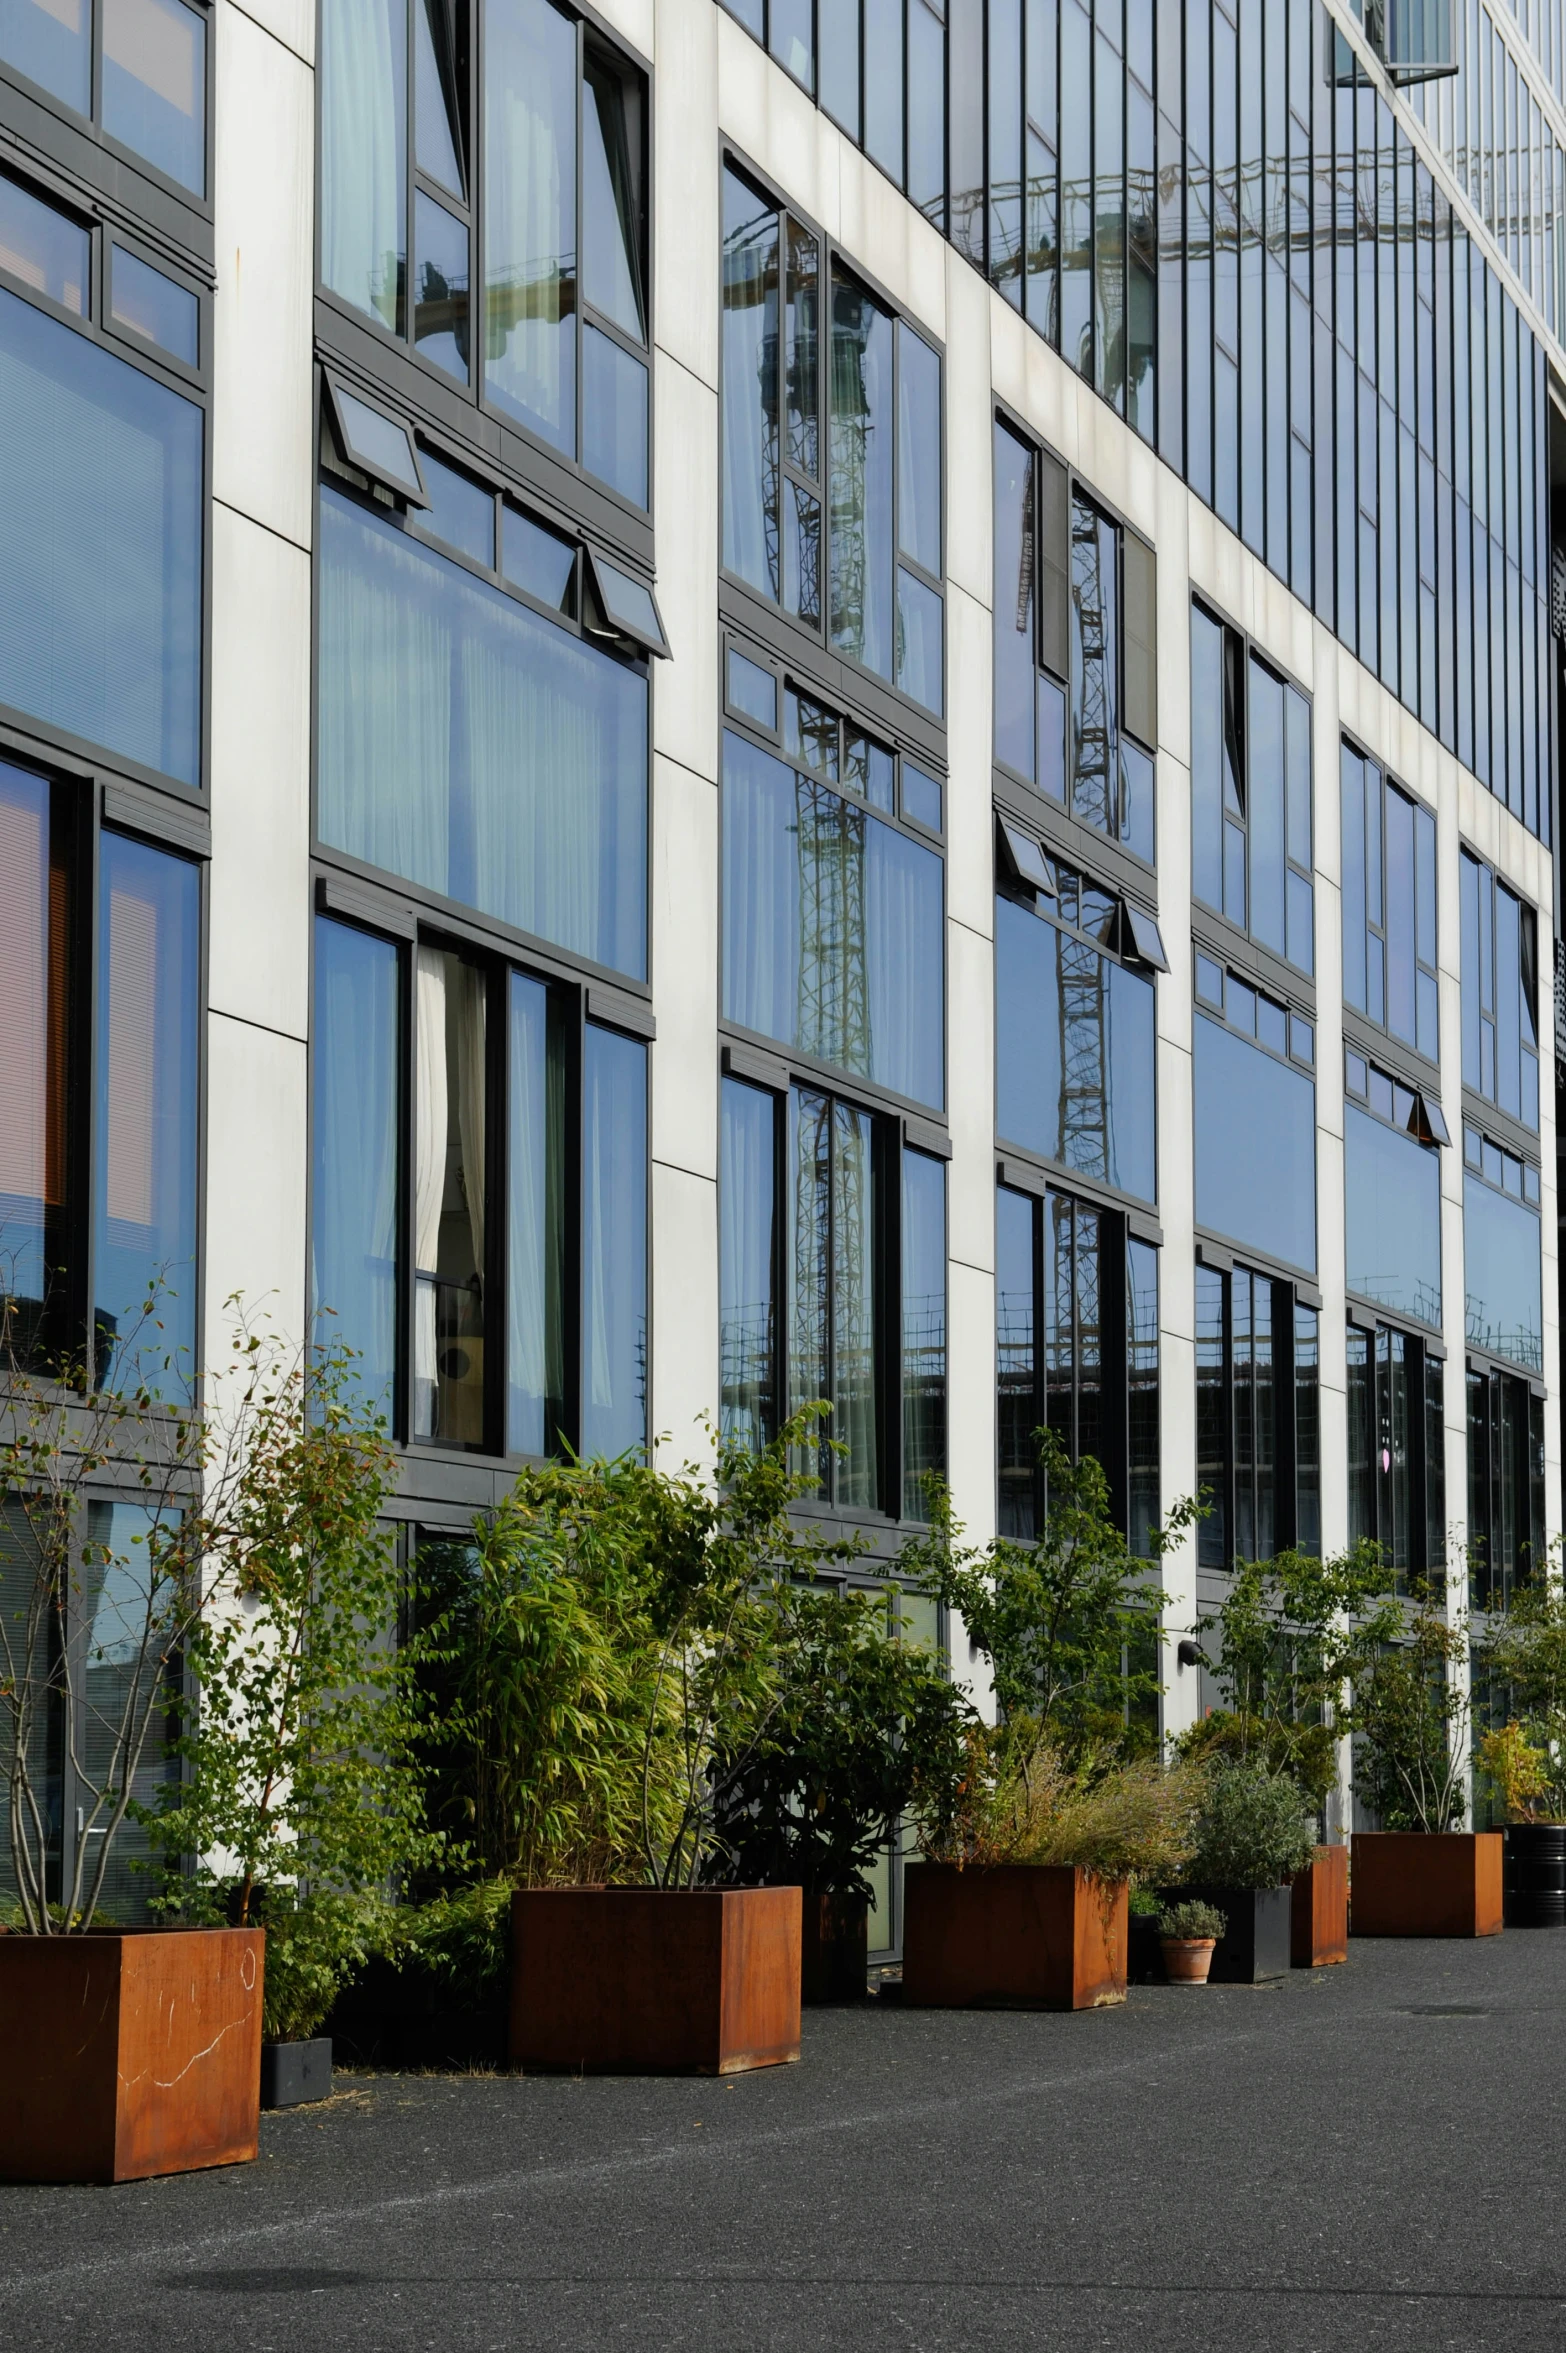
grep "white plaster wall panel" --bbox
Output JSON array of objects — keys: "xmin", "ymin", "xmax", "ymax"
[
  {"xmin": 836, "ymin": 144, "xmax": 946, "ymax": 338},
  {"xmin": 943, "ymin": 254, "xmax": 993, "ymax": 609},
  {"xmin": 229, "ymin": 0, "xmax": 311, "ymax": 67},
  {"xmin": 651, "ymin": 350, "xmax": 718, "ymax": 783},
  {"xmin": 944, "ymin": 583, "xmax": 994, "ymax": 941},
  {"xmin": 213, "ymin": 1, "xmax": 313, "ymax": 550},
  {"xmin": 649, "ymin": 753, "xmax": 718, "ymax": 1183},
  {"xmin": 649, "ymin": 1158, "xmax": 719, "ymax": 1470},
  {"xmin": 947, "ymin": 1258, "xmax": 996, "ymax": 1548},
  {"xmin": 654, "ymin": 0, "xmax": 718, "ymax": 391},
  {"xmin": 203, "ymin": 1013, "xmax": 308, "ymax": 1364},
  {"xmin": 989, "ymin": 293, "xmax": 1029, "ymax": 423},
  {"xmin": 592, "ymin": 0, "xmax": 654, "ymax": 63},
  {"xmin": 718, "ymin": 12, "xmax": 835, "ymax": 231},
  {"xmin": 946, "ymin": 916, "xmax": 995, "ymax": 1280},
  {"xmin": 1154, "ymin": 469, "xmax": 1191, "ymax": 768},
  {"xmin": 1310, "ymin": 640, "xmax": 1349, "ymax": 1562},
  {"xmin": 208, "ymin": 506, "xmax": 311, "ymax": 1041}
]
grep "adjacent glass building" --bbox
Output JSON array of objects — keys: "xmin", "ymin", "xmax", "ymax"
[{"xmin": 0, "ymin": 0, "xmax": 1561, "ymax": 1912}]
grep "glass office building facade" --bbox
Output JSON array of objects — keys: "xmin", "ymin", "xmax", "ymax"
[{"xmin": 0, "ymin": 0, "xmax": 1561, "ymax": 1908}]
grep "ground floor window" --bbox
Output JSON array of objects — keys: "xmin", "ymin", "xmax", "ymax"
[
  {"xmin": 995, "ymin": 1181, "xmax": 1159, "ymax": 1554},
  {"xmin": 1347, "ymin": 1320, "xmax": 1446, "ymax": 1589},
  {"xmin": 1466, "ymin": 1359, "xmax": 1544, "ymax": 1611},
  {"xmin": 719, "ymin": 1073, "xmax": 946, "ymax": 1522},
  {"xmin": 1195, "ymin": 1259, "xmax": 1319, "ymax": 1569},
  {"xmin": 311, "ymin": 910, "xmax": 647, "ymax": 1462}
]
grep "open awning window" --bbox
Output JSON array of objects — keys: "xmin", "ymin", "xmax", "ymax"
[
  {"xmin": 997, "ymin": 816, "xmax": 1055, "ymax": 897},
  {"xmin": 323, "ymin": 373, "xmax": 428, "ymax": 506},
  {"xmin": 584, "ymin": 547, "xmax": 669, "ymax": 657}
]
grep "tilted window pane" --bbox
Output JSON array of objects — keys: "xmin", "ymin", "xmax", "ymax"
[
  {"xmin": 111, "ymin": 249, "xmax": 198, "ymax": 365},
  {"xmin": 720, "ymin": 168, "xmax": 779, "ymax": 598},
  {"xmin": 581, "ymin": 1023, "xmax": 647, "ymax": 1459},
  {"xmin": 0, "ymin": 762, "xmax": 69, "ymax": 1356},
  {"xmin": 1248, "ymin": 658, "xmax": 1286, "ymax": 956},
  {"xmin": 720, "ymin": 1075, "xmax": 779, "ymax": 1453},
  {"xmin": 1345, "ymin": 1104, "xmax": 1442, "ymax": 1327},
  {"xmin": 897, "ymin": 328, "xmax": 941, "ymax": 576},
  {"xmin": 582, "ymin": 48, "xmax": 645, "ymax": 342},
  {"xmin": 507, "ymin": 971, "xmax": 566, "ymax": 1459},
  {"xmin": 318, "ymin": 487, "xmax": 648, "ymax": 979},
  {"xmin": 722, "ymin": 732, "xmax": 944, "ymax": 1110},
  {"xmin": 94, "ymin": 831, "xmax": 199, "ymax": 1397},
  {"xmin": 415, "ymin": 0, "xmax": 464, "ymax": 197},
  {"xmin": 829, "ymin": 273, "xmax": 894, "ymax": 679},
  {"xmin": 1464, "ymin": 1173, "xmax": 1542, "ymax": 1372},
  {"xmin": 0, "ymin": 177, "xmax": 88, "ymax": 314},
  {"xmin": 581, "ymin": 324, "xmax": 648, "ymax": 508},
  {"xmin": 413, "ymin": 190, "xmax": 471, "ymax": 384},
  {"xmin": 994, "ymin": 421, "xmax": 1035, "ymax": 779},
  {"xmin": 0, "ymin": 288, "xmax": 202, "ymax": 786},
  {"xmin": 0, "ymin": 0, "xmax": 88, "ymax": 112},
  {"xmin": 1193, "ymin": 1014, "xmax": 1316, "ymax": 1271},
  {"xmin": 902, "ymin": 1147, "xmax": 947, "ymax": 1520},
  {"xmin": 995, "ymin": 893, "xmax": 1156, "ymax": 1204},
  {"xmin": 321, "ymin": 0, "xmax": 406, "ymax": 334},
  {"xmin": 413, "ymin": 945, "xmax": 488, "ymax": 1448},
  {"xmin": 311, "ymin": 915, "xmax": 400, "ymax": 1420},
  {"xmin": 484, "ymin": 0, "xmax": 577, "ymax": 455},
  {"xmin": 1189, "ymin": 605, "xmax": 1224, "ymax": 908},
  {"xmin": 101, "ymin": 0, "xmax": 205, "ymax": 193}
]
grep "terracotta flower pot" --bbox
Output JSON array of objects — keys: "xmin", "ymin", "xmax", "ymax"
[
  {"xmin": 1161, "ymin": 1936, "xmax": 1216, "ymax": 1984},
  {"xmin": 901, "ymin": 1864, "xmax": 1128, "ymax": 2010},
  {"xmin": 509, "ymin": 1886, "xmax": 802, "ymax": 2075},
  {"xmin": 1350, "ymin": 1831, "xmax": 1503, "ymax": 1938},
  {"xmin": 0, "ymin": 1926, "xmax": 265, "ymax": 2184},
  {"xmin": 1291, "ymin": 1844, "xmax": 1349, "ymax": 1966}
]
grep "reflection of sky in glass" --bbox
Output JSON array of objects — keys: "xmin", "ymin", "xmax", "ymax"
[
  {"xmin": 1464, "ymin": 1173, "xmax": 1543, "ymax": 1372},
  {"xmin": 1194, "ymin": 1015, "xmax": 1316, "ymax": 1272},
  {"xmin": 1345, "ymin": 1106, "xmax": 1441, "ymax": 1328}
]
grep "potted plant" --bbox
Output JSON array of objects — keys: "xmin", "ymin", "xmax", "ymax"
[
  {"xmin": 143, "ymin": 1338, "xmax": 440, "ymax": 2110},
  {"xmin": 432, "ymin": 1416, "xmax": 844, "ymax": 2075},
  {"xmin": 1158, "ymin": 1899, "xmax": 1226, "ymax": 1984},
  {"xmin": 899, "ymin": 1439, "xmax": 1202, "ymax": 2011},
  {"xmin": 1475, "ymin": 1583, "xmax": 1566, "ymax": 1927},
  {"xmin": 1180, "ymin": 1545, "xmax": 1388, "ymax": 1968},
  {"xmin": 1171, "ymin": 1762, "xmax": 1318, "ymax": 1982},
  {"xmin": 712, "ymin": 1580, "xmax": 970, "ymax": 2002},
  {"xmin": 1348, "ymin": 1586, "xmax": 1502, "ymax": 1937},
  {"xmin": 0, "ymin": 1299, "xmax": 264, "ymax": 2183}
]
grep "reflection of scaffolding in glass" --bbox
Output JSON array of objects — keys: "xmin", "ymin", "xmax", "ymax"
[
  {"xmin": 1057, "ymin": 934, "xmax": 1110, "ymax": 1185},
  {"xmin": 828, "ymin": 284, "xmax": 869, "ymax": 658},
  {"xmin": 721, "ymin": 207, "xmax": 782, "ymax": 599},
  {"xmin": 1071, "ymin": 498, "xmax": 1114, "ymax": 833},
  {"xmin": 796, "ymin": 779, "xmax": 869, "ymax": 1080}
]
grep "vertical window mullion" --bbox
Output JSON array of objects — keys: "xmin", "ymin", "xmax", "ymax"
[
  {"xmin": 559, "ymin": 984, "xmax": 585, "ymax": 1461},
  {"xmin": 485, "ymin": 959, "xmax": 507, "ymax": 1458}
]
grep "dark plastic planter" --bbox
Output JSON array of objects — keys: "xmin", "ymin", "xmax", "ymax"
[
  {"xmin": 261, "ymin": 2038, "xmax": 333, "ymax": 2108},
  {"xmin": 1176, "ymin": 1885, "xmax": 1292, "ymax": 1982},
  {"xmin": 1503, "ymin": 1823, "xmax": 1566, "ymax": 1927},
  {"xmin": 801, "ymin": 1893, "xmax": 868, "ymax": 2003}
]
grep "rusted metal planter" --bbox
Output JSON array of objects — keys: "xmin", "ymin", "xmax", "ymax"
[
  {"xmin": 901, "ymin": 1864, "xmax": 1128, "ymax": 2010},
  {"xmin": 1291, "ymin": 1844, "xmax": 1349, "ymax": 1966},
  {"xmin": 800, "ymin": 1892, "xmax": 868, "ymax": 2004},
  {"xmin": 509, "ymin": 1887, "xmax": 802, "ymax": 2075},
  {"xmin": 1350, "ymin": 1831, "xmax": 1504, "ymax": 1938},
  {"xmin": 0, "ymin": 1926, "xmax": 265, "ymax": 2184}
]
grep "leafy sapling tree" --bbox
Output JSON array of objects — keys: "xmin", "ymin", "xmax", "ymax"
[
  {"xmin": 1346, "ymin": 1581, "xmax": 1472, "ymax": 1833},
  {"xmin": 1475, "ymin": 1573, "xmax": 1566, "ymax": 1824},
  {"xmin": 146, "ymin": 1340, "xmax": 441, "ymax": 2043}
]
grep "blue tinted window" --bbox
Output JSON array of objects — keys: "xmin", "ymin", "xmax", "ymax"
[
  {"xmin": 0, "ymin": 762, "xmax": 69, "ymax": 1355},
  {"xmin": 726, "ymin": 646, "xmax": 777, "ymax": 732},
  {"xmin": 581, "ymin": 1024, "xmax": 646, "ymax": 1457},
  {"xmin": 412, "ymin": 190, "xmax": 470, "ymax": 383},
  {"xmin": 0, "ymin": 287, "xmax": 202, "ymax": 786},
  {"xmin": 1194, "ymin": 1013, "xmax": 1316, "ymax": 1271},
  {"xmin": 902, "ymin": 1147, "xmax": 946, "ymax": 1520},
  {"xmin": 0, "ymin": 177, "xmax": 88, "ymax": 313},
  {"xmin": 101, "ymin": 0, "xmax": 205, "ymax": 192},
  {"xmin": 502, "ymin": 505, "xmax": 575, "ymax": 610},
  {"xmin": 0, "ymin": 0, "xmax": 88, "ymax": 111},
  {"xmin": 1464, "ymin": 1172, "xmax": 1542, "ymax": 1372},
  {"xmin": 111, "ymin": 248, "xmax": 198, "ymax": 365},
  {"xmin": 418, "ymin": 449, "xmax": 494, "ymax": 567},
  {"xmin": 995, "ymin": 893, "xmax": 1156, "ymax": 1204},
  {"xmin": 507, "ymin": 972, "xmax": 565, "ymax": 1458},
  {"xmin": 318, "ymin": 486, "xmax": 648, "ymax": 979},
  {"xmin": 311, "ymin": 916, "xmax": 400, "ymax": 1420},
  {"xmin": 720, "ymin": 1075, "xmax": 779, "ymax": 1453},
  {"xmin": 722, "ymin": 731, "xmax": 944, "ymax": 1110},
  {"xmin": 322, "ymin": 0, "xmax": 406, "ymax": 333},
  {"xmin": 996, "ymin": 1183, "xmax": 1038, "ymax": 1539},
  {"xmin": 582, "ymin": 324, "xmax": 648, "ymax": 508},
  {"xmin": 94, "ymin": 833, "xmax": 199, "ymax": 1396},
  {"xmin": 484, "ymin": 0, "xmax": 576, "ymax": 452},
  {"xmin": 1345, "ymin": 1104, "xmax": 1441, "ymax": 1328}
]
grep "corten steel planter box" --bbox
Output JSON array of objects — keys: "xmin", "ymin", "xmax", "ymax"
[
  {"xmin": 1350, "ymin": 1831, "xmax": 1504, "ymax": 1937},
  {"xmin": 0, "ymin": 1926, "xmax": 265, "ymax": 2184},
  {"xmin": 801, "ymin": 1892, "xmax": 869, "ymax": 2004},
  {"xmin": 1176, "ymin": 1885, "xmax": 1292, "ymax": 1983},
  {"xmin": 1291, "ymin": 1845, "xmax": 1349, "ymax": 1967},
  {"xmin": 509, "ymin": 1887, "xmax": 802, "ymax": 2075},
  {"xmin": 900, "ymin": 1864, "xmax": 1127, "ymax": 2010}
]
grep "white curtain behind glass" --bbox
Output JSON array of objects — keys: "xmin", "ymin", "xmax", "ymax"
[
  {"xmin": 484, "ymin": 0, "xmax": 574, "ymax": 449},
  {"xmin": 321, "ymin": 0, "xmax": 405, "ymax": 329}
]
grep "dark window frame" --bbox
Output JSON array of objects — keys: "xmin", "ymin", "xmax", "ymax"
[
  {"xmin": 1346, "ymin": 1309, "xmax": 1447, "ymax": 1593},
  {"xmin": 1340, "ymin": 728, "xmax": 1441, "ymax": 1071},
  {"xmin": 0, "ymin": 0, "xmax": 214, "ymax": 218},
  {"xmin": 1189, "ymin": 591, "xmax": 1316, "ymax": 978},
  {"xmin": 1195, "ymin": 1252, "xmax": 1321, "ymax": 1570}
]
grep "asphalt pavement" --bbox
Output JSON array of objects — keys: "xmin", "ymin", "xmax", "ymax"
[{"xmin": 3, "ymin": 1928, "xmax": 1565, "ymax": 2351}]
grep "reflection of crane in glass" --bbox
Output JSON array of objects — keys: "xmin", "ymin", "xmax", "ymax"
[
  {"xmin": 1058, "ymin": 936, "xmax": 1110, "ymax": 1185},
  {"xmin": 721, "ymin": 207, "xmax": 783, "ymax": 601},
  {"xmin": 1071, "ymin": 498, "xmax": 1114, "ymax": 834}
]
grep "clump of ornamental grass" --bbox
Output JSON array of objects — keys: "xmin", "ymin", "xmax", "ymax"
[{"xmin": 916, "ymin": 1725, "xmax": 1205, "ymax": 1886}]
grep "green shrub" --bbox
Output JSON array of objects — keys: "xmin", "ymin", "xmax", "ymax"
[
  {"xmin": 1348, "ymin": 1593, "xmax": 1470, "ymax": 1833},
  {"xmin": 1158, "ymin": 1898, "xmax": 1226, "ymax": 1940},
  {"xmin": 1187, "ymin": 1762, "xmax": 1317, "ymax": 1889},
  {"xmin": 917, "ymin": 1728, "xmax": 1205, "ymax": 1885}
]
